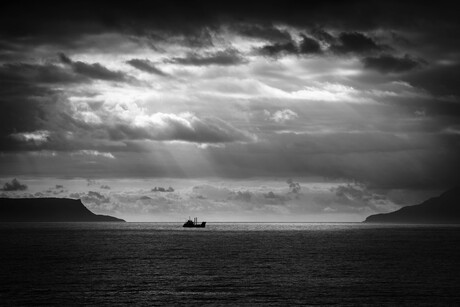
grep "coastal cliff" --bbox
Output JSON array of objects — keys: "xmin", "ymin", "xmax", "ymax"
[
  {"xmin": 364, "ymin": 187, "xmax": 460, "ymax": 224},
  {"xmin": 0, "ymin": 198, "xmax": 125, "ymax": 222}
]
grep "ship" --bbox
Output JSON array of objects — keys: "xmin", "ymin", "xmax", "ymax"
[{"xmin": 183, "ymin": 217, "xmax": 206, "ymax": 228}]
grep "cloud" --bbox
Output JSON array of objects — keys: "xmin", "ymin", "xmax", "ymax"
[
  {"xmin": 1, "ymin": 178, "xmax": 27, "ymax": 191},
  {"xmin": 406, "ymin": 62, "xmax": 460, "ymax": 96},
  {"xmin": 310, "ymin": 28, "xmax": 336, "ymax": 44},
  {"xmin": 0, "ymin": 88, "xmax": 62, "ymax": 152},
  {"xmin": 234, "ymin": 24, "xmax": 292, "ymax": 42},
  {"xmin": 258, "ymin": 31, "xmax": 383, "ymax": 58},
  {"xmin": 38, "ymin": 184, "xmax": 67, "ymax": 196},
  {"xmin": 298, "ymin": 35, "xmax": 322, "ymax": 54},
  {"xmin": 0, "ymin": 62, "xmax": 85, "ymax": 84},
  {"xmin": 265, "ymin": 109, "xmax": 298, "ymax": 123},
  {"xmin": 58, "ymin": 53, "xmax": 73, "ymax": 65},
  {"xmin": 258, "ymin": 41, "xmax": 298, "ymax": 57},
  {"xmin": 1, "ymin": 1, "xmax": 460, "ymax": 196},
  {"xmin": 1, "ymin": 1, "xmax": 457, "ymax": 46},
  {"xmin": 335, "ymin": 183, "xmax": 367, "ymax": 200},
  {"xmin": 331, "ymin": 32, "xmax": 382, "ymax": 54},
  {"xmin": 0, "ymin": 177, "xmax": 434, "ymax": 221},
  {"xmin": 109, "ymin": 112, "xmax": 255, "ymax": 144},
  {"xmin": 362, "ymin": 54, "xmax": 421, "ymax": 73},
  {"xmin": 168, "ymin": 49, "xmax": 247, "ymax": 66},
  {"xmin": 79, "ymin": 191, "xmax": 111, "ymax": 206},
  {"xmin": 86, "ymin": 179, "xmax": 99, "ymax": 186},
  {"xmin": 192, "ymin": 185, "xmax": 231, "ymax": 201},
  {"xmin": 9, "ymin": 130, "xmax": 50, "ymax": 145},
  {"xmin": 126, "ymin": 59, "xmax": 168, "ymax": 76},
  {"xmin": 230, "ymin": 190, "xmax": 253, "ymax": 202},
  {"xmin": 263, "ymin": 191, "xmax": 287, "ymax": 203},
  {"xmin": 71, "ymin": 150, "xmax": 115, "ymax": 159},
  {"xmin": 193, "ymin": 184, "xmax": 292, "ymax": 206},
  {"xmin": 59, "ymin": 53, "xmax": 129, "ymax": 82},
  {"xmin": 258, "ymin": 36, "xmax": 321, "ymax": 57},
  {"xmin": 201, "ymin": 131, "xmax": 460, "ymax": 190},
  {"xmin": 286, "ymin": 178, "xmax": 301, "ymax": 193},
  {"xmin": 0, "ymin": 62, "xmax": 78, "ymax": 152},
  {"xmin": 152, "ymin": 186, "xmax": 174, "ymax": 192},
  {"xmin": 332, "ymin": 183, "xmax": 396, "ymax": 212}
]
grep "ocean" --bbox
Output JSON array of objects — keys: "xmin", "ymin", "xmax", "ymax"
[{"xmin": 1, "ymin": 223, "xmax": 459, "ymax": 306}]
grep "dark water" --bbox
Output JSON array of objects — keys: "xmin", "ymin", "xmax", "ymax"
[{"xmin": 1, "ymin": 223, "xmax": 459, "ymax": 306}]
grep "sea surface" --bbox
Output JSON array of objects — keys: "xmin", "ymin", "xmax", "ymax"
[{"xmin": 1, "ymin": 223, "xmax": 459, "ymax": 306}]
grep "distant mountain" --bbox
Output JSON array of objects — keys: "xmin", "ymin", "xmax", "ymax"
[
  {"xmin": 0, "ymin": 198, "xmax": 125, "ymax": 222},
  {"xmin": 364, "ymin": 187, "xmax": 460, "ymax": 224}
]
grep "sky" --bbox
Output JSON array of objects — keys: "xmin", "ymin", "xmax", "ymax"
[{"xmin": 1, "ymin": 1, "xmax": 459, "ymax": 221}]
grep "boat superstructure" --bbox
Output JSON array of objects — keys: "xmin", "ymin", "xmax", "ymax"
[{"xmin": 183, "ymin": 217, "xmax": 206, "ymax": 228}]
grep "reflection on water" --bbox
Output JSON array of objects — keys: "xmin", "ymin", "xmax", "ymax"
[{"xmin": 1, "ymin": 223, "xmax": 459, "ymax": 305}]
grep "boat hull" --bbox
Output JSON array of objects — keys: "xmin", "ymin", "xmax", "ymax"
[{"xmin": 183, "ymin": 222, "xmax": 206, "ymax": 228}]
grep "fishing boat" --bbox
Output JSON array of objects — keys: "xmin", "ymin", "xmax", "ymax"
[{"xmin": 183, "ymin": 217, "xmax": 206, "ymax": 228}]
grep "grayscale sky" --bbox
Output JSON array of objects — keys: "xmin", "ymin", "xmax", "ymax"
[{"xmin": 1, "ymin": 1, "xmax": 459, "ymax": 221}]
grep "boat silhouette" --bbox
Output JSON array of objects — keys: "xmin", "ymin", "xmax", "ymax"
[{"xmin": 183, "ymin": 217, "xmax": 206, "ymax": 228}]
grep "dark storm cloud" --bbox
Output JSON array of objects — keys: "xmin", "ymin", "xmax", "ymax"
[
  {"xmin": 258, "ymin": 31, "xmax": 385, "ymax": 58},
  {"xmin": 0, "ymin": 62, "xmax": 85, "ymax": 84},
  {"xmin": 258, "ymin": 36, "xmax": 321, "ymax": 57},
  {"xmin": 0, "ymin": 63, "xmax": 109, "ymax": 153},
  {"xmin": 0, "ymin": 70, "xmax": 120, "ymax": 152},
  {"xmin": 234, "ymin": 24, "xmax": 291, "ymax": 42},
  {"xmin": 362, "ymin": 55, "xmax": 421, "ymax": 73},
  {"xmin": 1, "ymin": 1, "xmax": 459, "ymax": 47},
  {"xmin": 1, "ymin": 92, "xmax": 255, "ymax": 152},
  {"xmin": 0, "ymin": 62, "xmax": 80, "ymax": 145},
  {"xmin": 0, "ymin": 0, "xmax": 460, "ymax": 195},
  {"xmin": 0, "ymin": 73, "xmax": 61, "ymax": 152},
  {"xmin": 331, "ymin": 32, "xmax": 382, "ymax": 54},
  {"xmin": 406, "ymin": 63, "xmax": 460, "ymax": 97},
  {"xmin": 178, "ymin": 28, "xmax": 216, "ymax": 48},
  {"xmin": 204, "ymin": 132, "xmax": 460, "ymax": 190},
  {"xmin": 258, "ymin": 41, "xmax": 298, "ymax": 57},
  {"xmin": 126, "ymin": 59, "xmax": 168, "ymax": 76},
  {"xmin": 0, "ymin": 2, "xmax": 457, "ymax": 74},
  {"xmin": 298, "ymin": 36, "xmax": 322, "ymax": 54},
  {"xmin": 58, "ymin": 53, "xmax": 129, "ymax": 82},
  {"xmin": 0, "ymin": 60, "xmax": 120, "ymax": 150},
  {"xmin": 168, "ymin": 49, "xmax": 247, "ymax": 66},
  {"xmin": 310, "ymin": 28, "xmax": 336, "ymax": 44}
]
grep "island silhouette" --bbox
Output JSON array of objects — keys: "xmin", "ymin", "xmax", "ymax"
[
  {"xmin": 0, "ymin": 198, "xmax": 125, "ymax": 222},
  {"xmin": 364, "ymin": 187, "xmax": 460, "ymax": 224}
]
